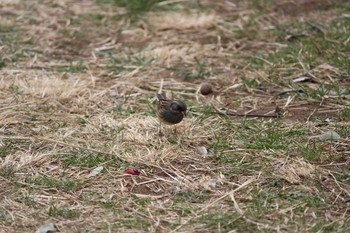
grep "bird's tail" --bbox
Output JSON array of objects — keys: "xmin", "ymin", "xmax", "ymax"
[{"xmin": 156, "ymin": 93, "xmax": 167, "ymax": 101}]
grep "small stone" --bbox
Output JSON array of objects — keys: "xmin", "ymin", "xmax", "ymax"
[
  {"xmin": 318, "ymin": 131, "xmax": 340, "ymax": 141},
  {"xmin": 197, "ymin": 146, "xmax": 208, "ymax": 158},
  {"xmin": 207, "ymin": 179, "xmax": 217, "ymax": 188},
  {"xmin": 35, "ymin": 223, "xmax": 55, "ymax": 233}
]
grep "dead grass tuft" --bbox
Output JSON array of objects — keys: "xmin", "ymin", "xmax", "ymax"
[
  {"xmin": 148, "ymin": 11, "xmax": 219, "ymax": 30},
  {"xmin": 0, "ymin": 71, "xmax": 94, "ymax": 100},
  {"xmin": 277, "ymin": 158, "xmax": 316, "ymax": 184},
  {"xmin": 143, "ymin": 43, "xmax": 206, "ymax": 64}
]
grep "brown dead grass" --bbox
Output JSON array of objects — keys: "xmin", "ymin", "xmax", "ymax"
[
  {"xmin": 148, "ymin": 11, "xmax": 219, "ymax": 30},
  {"xmin": 0, "ymin": 0, "xmax": 349, "ymax": 232}
]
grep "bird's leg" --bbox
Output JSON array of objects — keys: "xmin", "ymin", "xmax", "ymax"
[{"xmin": 159, "ymin": 122, "xmax": 164, "ymax": 137}]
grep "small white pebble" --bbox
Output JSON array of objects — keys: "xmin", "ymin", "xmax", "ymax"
[
  {"xmin": 197, "ymin": 146, "xmax": 208, "ymax": 157},
  {"xmin": 207, "ymin": 179, "xmax": 217, "ymax": 188}
]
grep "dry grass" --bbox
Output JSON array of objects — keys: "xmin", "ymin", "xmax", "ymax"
[{"xmin": 0, "ymin": 0, "xmax": 350, "ymax": 232}]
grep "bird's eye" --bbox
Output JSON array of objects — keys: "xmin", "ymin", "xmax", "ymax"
[
  {"xmin": 170, "ymin": 103, "xmax": 182, "ymax": 112},
  {"xmin": 170, "ymin": 102, "xmax": 186, "ymax": 112}
]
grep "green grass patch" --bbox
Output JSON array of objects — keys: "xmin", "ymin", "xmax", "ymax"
[
  {"xmin": 16, "ymin": 196, "xmax": 38, "ymax": 208},
  {"xmin": 210, "ymin": 132, "xmax": 231, "ymax": 156},
  {"xmin": 340, "ymin": 107, "xmax": 350, "ymax": 121},
  {"xmin": 48, "ymin": 204, "xmax": 80, "ymax": 219},
  {"xmin": 310, "ymin": 221, "xmax": 345, "ymax": 233},
  {"xmin": 56, "ymin": 62, "xmax": 88, "ymax": 73},
  {"xmin": 33, "ymin": 176, "xmax": 82, "ymax": 190},
  {"xmin": 248, "ymin": 0, "xmax": 276, "ymax": 10},
  {"xmin": 110, "ymin": 97, "xmax": 136, "ymax": 116},
  {"xmin": 0, "ymin": 26, "xmax": 19, "ymax": 43},
  {"xmin": 236, "ymin": 28, "xmax": 258, "ymax": 40},
  {"xmin": 165, "ymin": 58, "xmax": 213, "ymax": 81},
  {"xmin": 111, "ymin": 217, "xmax": 151, "ymax": 230},
  {"xmin": 248, "ymin": 187, "xmax": 327, "ymax": 218},
  {"xmin": 0, "ymin": 138, "xmax": 31, "ymax": 158},
  {"xmin": 296, "ymin": 82, "xmax": 349, "ymax": 102},
  {"xmin": 250, "ymin": 18, "xmax": 350, "ymax": 86},
  {"xmin": 172, "ymin": 191, "xmax": 207, "ymax": 204},
  {"xmin": 334, "ymin": 170, "xmax": 350, "ymax": 183},
  {"xmin": 113, "ymin": 0, "xmax": 165, "ymax": 13},
  {"xmin": 298, "ymin": 142, "xmax": 325, "ymax": 162},
  {"xmin": 240, "ymin": 76, "xmax": 261, "ymax": 89},
  {"xmin": 0, "ymin": 55, "xmax": 6, "ymax": 69},
  {"xmin": 0, "ymin": 145, "xmax": 11, "ymax": 158},
  {"xmin": 75, "ymin": 13, "xmax": 106, "ymax": 24},
  {"xmin": 99, "ymin": 125, "xmax": 125, "ymax": 138},
  {"xmin": 211, "ymin": 120, "xmax": 307, "ymax": 162},
  {"xmin": 131, "ymin": 195, "xmax": 150, "ymax": 206},
  {"xmin": 107, "ymin": 52, "xmax": 154, "ymax": 75},
  {"xmin": 334, "ymin": 124, "xmax": 350, "ymax": 139},
  {"xmin": 279, "ymin": 192, "xmax": 326, "ymax": 208},
  {"xmin": 0, "ymin": 25, "xmax": 31, "ymax": 64},
  {"xmin": 0, "ymin": 210, "xmax": 12, "ymax": 226},
  {"xmin": 0, "ymin": 165, "xmax": 16, "ymax": 179},
  {"xmin": 174, "ymin": 207, "xmax": 193, "ymax": 217},
  {"xmin": 60, "ymin": 148, "xmax": 124, "ymax": 169},
  {"xmin": 194, "ymin": 210, "xmax": 258, "ymax": 232},
  {"xmin": 96, "ymin": 0, "xmax": 175, "ymax": 20},
  {"xmin": 240, "ymin": 122, "xmax": 302, "ymax": 150},
  {"xmin": 60, "ymin": 29, "xmax": 85, "ymax": 39},
  {"xmin": 98, "ymin": 199, "xmax": 121, "ymax": 210},
  {"xmin": 80, "ymin": 192, "xmax": 129, "ymax": 212}
]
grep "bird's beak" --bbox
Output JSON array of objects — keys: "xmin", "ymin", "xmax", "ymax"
[{"xmin": 183, "ymin": 110, "xmax": 188, "ymax": 116}]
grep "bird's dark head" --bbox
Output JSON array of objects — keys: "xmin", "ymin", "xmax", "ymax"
[{"xmin": 170, "ymin": 100, "xmax": 187, "ymax": 115}]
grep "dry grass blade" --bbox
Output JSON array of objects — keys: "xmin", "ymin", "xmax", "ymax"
[{"xmin": 170, "ymin": 177, "xmax": 255, "ymax": 232}]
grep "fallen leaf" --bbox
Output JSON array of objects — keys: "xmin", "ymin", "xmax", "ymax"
[
  {"xmin": 315, "ymin": 63, "xmax": 340, "ymax": 75},
  {"xmin": 124, "ymin": 169, "xmax": 140, "ymax": 176},
  {"xmin": 318, "ymin": 131, "xmax": 340, "ymax": 141},
  {"xmin": 35, "ymin": 223, "xmax": 55, "ymax": 233},
  {"xmin": 87, "ymin": 166, "xmax": 104, "ymax": 178}
]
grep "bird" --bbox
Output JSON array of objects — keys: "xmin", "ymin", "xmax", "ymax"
[{"xmin": 156, "ymin": 93, "xmax": 187, "ymax": 136}]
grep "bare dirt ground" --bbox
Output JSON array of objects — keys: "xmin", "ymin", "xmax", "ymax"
[{"xmin": 0, "ymin": 0, "xmax": 349, "ymax": 232}]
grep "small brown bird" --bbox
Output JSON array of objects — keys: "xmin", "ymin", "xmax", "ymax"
[{"xmin": 156, "ymin": 93, "xmax": 187, "ymax": 135}]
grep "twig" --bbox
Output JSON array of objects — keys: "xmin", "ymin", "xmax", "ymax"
[
  {"xmin": 210, "ymin": 103, "xmax": 283, "ymax": 118},
  {"xmin": 159, "ymin": 78, "xmax": 164, "ymax": 94},
  {"xmin": 211, "ymin": 111, "xmax": 281, "ymax": 118},
  {"xmin": 310, "ymin": 37, "xmax": 323, "ymax": 54}
]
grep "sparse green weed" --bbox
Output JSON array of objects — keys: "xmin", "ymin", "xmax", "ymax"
[
  {"xmin": 0, "ymin": 165, "xmax": 16, "ymax": 179},
  {"xmin": 298, "ymin": 142, "xmax": 325, "ymax": 162},
  {"xmin": 166, "ymin": 58, "xmax": 213, "ymax": 81},
  {"xmin": 57, "ymin": 62, "xmax": 88, "ymax": 73},
  {"xmin": 49, "ymin": 204, "xmax": 80, "ymax": 219},
  {"xmin": 107, "ymin": 52, "xmax": 154, "ymax": 75},
  {"xmin": 60, "ymin": 148, "xmax": 123, "ymax": 169},
  {"xmin": 33, "ymin": 176, "xmax": 82, "ymax": 190}
]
